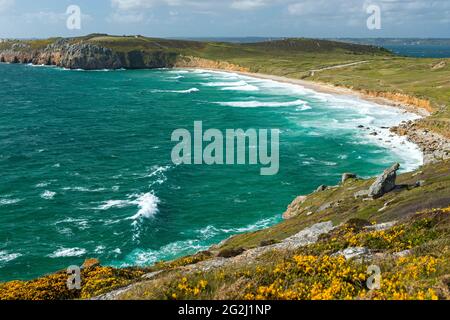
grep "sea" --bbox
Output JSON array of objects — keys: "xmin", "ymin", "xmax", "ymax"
[{"xmin": 0, "ymin": 63, "xmax": 423, "ymax": 281}]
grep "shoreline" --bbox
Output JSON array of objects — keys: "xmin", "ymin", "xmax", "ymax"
[
  {"xmin": 180, "ymin": 67, "xmax": 450, "ymax": 165},
  {"xmin": 0, "ymin": 63, "xmax": 449, "ymax": 287}
]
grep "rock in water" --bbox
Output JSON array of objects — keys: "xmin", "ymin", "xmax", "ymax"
[{"xmin": 368, "ymin": 163, "xmax": 400, "ymax": 199}]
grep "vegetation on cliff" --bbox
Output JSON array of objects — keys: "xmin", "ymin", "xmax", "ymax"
[
  {"xmin": 1, "ymin": 161, "xmax": 449, "ymax": 300},
  {"xmin": 1, "ymin": 34, "xmax": 449, "ymax": 300}
]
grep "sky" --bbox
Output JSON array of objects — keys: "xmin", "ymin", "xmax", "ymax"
[{"xmin": 0, "ymin": 0, "xmax": 449, "ymax": 39}]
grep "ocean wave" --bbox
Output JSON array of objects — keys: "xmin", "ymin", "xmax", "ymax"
[
  {"xmin": 0, "ymin": 198, "xmax": 22, "ymax": 206},
  {"xmin": 48, "ymin": 247, "xmax": 86, "ymax": 258},
  {"xmin": 221, "ymin": 84, "xmax": 259, "ymax": 91},
  {"xmin": 0, "ymin": 251, "xmax": 22, "ymax": 264},
  {"xmin": 35, "ymin": 181, "xmax": 50, "ymax": 188},
  {"xmin": 196, "ymin": 216, "xmax": 279, "ymax": 240},
  {"xmin": 150, "ymin": 88, "xmax": 199, "ymax": 94},
  {"xmin": 168, "ymin": 70, "xmax": 189, "ymax": 74},
  {"xmin": 62, "ymin": 186, "xmax": 106, "ymax": 193},
  {"xmin": 147, "ymin": 165, "xmax": 171, "ymax": 187},
  {"xmin": 97, "ymin": 192, "xmax": 160, "ymax": 220},
  {"xmin": 119, "ymin": 239, "xmax": 208, "ymax": 267},
  {"xmin": 297, "ymin": 105, "xmax": 312, "ymax": 111},
  {"xmin": 117, "ymin": 216, "xmax": 279, "ymax": 267},
  {"xmin": 216, "ymin": 99, "xmax": 308, "ymax": 108},
  {"xmin": 128, "ymin": 193, "xmax": 160, "ymax": 221},
  {"xmin": 55, "ymin": 217, "xmax": 90, "ymax": 230},
  {"xmin": 41, "ymin": 190, "xmax": 56, "ymax": 200},
  {"xmin": 203, "ymin": 80, "xmax": 248, "ymax": 87}
]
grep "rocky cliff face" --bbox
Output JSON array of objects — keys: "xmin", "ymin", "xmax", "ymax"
[{"xmin": 0, "ymin": 39, "xmax": 178, "ymax": 70}]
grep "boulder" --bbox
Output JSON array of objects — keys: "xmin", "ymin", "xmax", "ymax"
[
  {"xmin": 332, "ymin": 247, "xmax": 370, "ymax": 260},
  {"xmin": 315, "ymin": 185, "xmax": 328, "ymax": 192},
  {"xmin": 368, "ymin": 163, "xmax": 400, "ymax": 199},
  {"xmin": 342, "ymin": 173, "xmax": 357, "ymax": 184}
]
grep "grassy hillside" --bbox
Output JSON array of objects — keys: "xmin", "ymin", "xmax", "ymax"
[
  {"xmin": 1, "ymin": 161, "xmax": 449, "ymax": 300},
  {"xmin": 1, "ymin": 34, "xmax": 449, "ymax": 300}
]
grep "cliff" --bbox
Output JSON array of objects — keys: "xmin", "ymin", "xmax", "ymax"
[{"xmin": 0, "ymin": 38, "xmax": 179, "ymax": 70}]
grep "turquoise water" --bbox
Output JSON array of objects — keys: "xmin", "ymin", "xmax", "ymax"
[
  {"xmin": 0, "ymin": 64, "xmax": 422, "ymax": 281},
  {"xmin": 384, "ymin": 44, "xmax": 450, "ymax": 58}
]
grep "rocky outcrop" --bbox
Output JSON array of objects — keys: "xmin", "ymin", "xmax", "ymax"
[
  {"xmin": 342, "ymin": 173, "xmax": 357, "ymax": 184},
  {"xmin": 0, "ymin": 39, "xmax": 179, "ymax": 70},
  {"xmin": 368, "ymin": 163, "xmax": 400, "ymax": 199},
  {"xmin": 282, "ymin": 195, "xmax": 308, "ymax": 219},
  {"xmin": 0, "ymin": 39, "xmax": 123, "ymax": 69},
  {"xmin": 391, "ymin": 120, "xmax": 450, "ymax": 164}
]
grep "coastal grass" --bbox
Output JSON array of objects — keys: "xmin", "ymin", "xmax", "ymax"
[
  {"xmin": 1, "ymin": 162, "xmax": 449, "ymax": 300},
  {"xmin": 217, "ymin": 160, "xmax": 450, "ymax": 252},
  {"xmin": 1, "ymin": 35, "xmax": 449, "ymax": 300},
  {"xmin": 117, "ymin": 207, "xmax": 450, "ymax": 300}
]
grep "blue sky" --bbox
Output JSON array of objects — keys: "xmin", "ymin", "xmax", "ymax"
[{"xmin": 0, "ymin": 0, "xmax": 449, "ymax": 38}]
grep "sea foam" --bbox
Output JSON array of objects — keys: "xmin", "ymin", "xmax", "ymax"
[
  {"xmin": 217, "ymin": 99, "xmax": 308, "ymax": 108},
  {"xmin": 150, "ymin": 88, "xmax": 199, "ymax": 94},
  {"xmin": 48, "ymin": 247, "xmax": 86, "ymax": 258}
]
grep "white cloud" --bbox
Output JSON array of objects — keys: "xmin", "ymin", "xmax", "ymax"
[
  {"xmin": 230, "ymin": 0, "xmax": 267, "ymax": 10},
  {"xmin": 111, "ymin": 0, "xmax": 156, "ymax": 11},
  {"xmin": 0, "ymin": 0, "xmax": 14, "ymax": 13},
  {"xmin": 109, "ymin": 11, "xmax": 145, "ymax": 23}
]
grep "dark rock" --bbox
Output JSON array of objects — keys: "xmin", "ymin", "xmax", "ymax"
[
  {"xmin": 342, "ymin": 173, "xmax": 357, "ymax": 184},
  {"xmin": 368, "ymin": 163, "xmax": 400, "ymax": 199},
  {"xmin": 315, "ymin": 185, "xmax": 328, "ymax": 192},
  {"xmin": 259, "ymin": 239, "xmax": 278, "ymax": 247},
  {"xmin": 217, "ymin": 247, "xmax": 245, "ymax": 258},
  {"xmin": 345, "ymin": 218, "xmax": 371, "ymax": 231},
  {"xmin": 415, "ymin": 180, "xmax": 426, "ymax": 187}
]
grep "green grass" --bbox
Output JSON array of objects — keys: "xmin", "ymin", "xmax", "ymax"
[{"xmin": 218, "ymin": 160, "xmax": 450, "ymax": 251}]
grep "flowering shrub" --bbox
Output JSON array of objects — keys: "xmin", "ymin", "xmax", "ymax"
[{"xmin": 0, "ymin": 266, "xmax": 145, "ymax": 300}]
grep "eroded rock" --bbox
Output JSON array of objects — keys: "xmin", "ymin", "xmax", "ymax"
[
  {"xmin": 368, "ymin": 163, "xmax": 400, "ymax": 199},
  {"xmin": 282, "ymin": 195, "xmax": 308, "ymax": 220}
]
